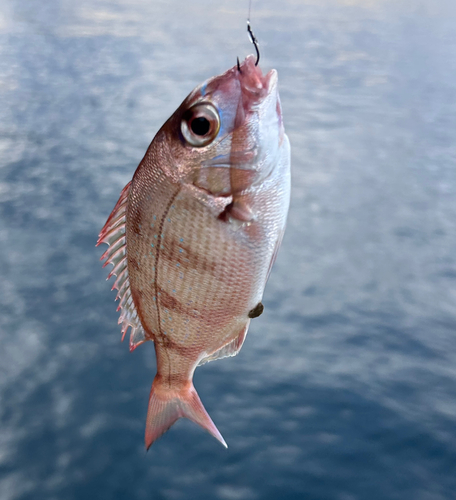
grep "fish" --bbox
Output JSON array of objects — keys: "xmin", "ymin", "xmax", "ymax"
[{"xmin": 97, "ymin": 54, "xmax": 290, "ymax": 449}]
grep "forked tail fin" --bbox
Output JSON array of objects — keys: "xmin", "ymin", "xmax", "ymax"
[{"xmin": 145, "ymin": 376, "xmax": 227, "ymax": 450}]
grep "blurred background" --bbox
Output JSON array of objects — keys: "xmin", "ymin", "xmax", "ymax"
[{"xmin": 1, "ymin": 0, "xmax": 456, "ymax": 498}]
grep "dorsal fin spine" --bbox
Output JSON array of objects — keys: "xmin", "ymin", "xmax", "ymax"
[
  {"xmin": 118, "ymin": 290, "xmax": 132, "ymax": 309},
  {"xmin": 112, "ymin": 268, "xmax": 128, "ymax": 290},
  {"xmin": 100, "ymin": 237, "xmax": 125, "ymax": 261},
  {"xmin": 98, "ymin": 224, "xmax": 126, "ymax": 246},
  {"xmin": 108, "ymin": 266, "xmax": 122, "ymax": 280},
  {"xmin": 98, "ymin": 182, "xmax": 146, "ymax": 350},
  {"xmin": 102, "ymin": 245, "xmax": 126, "ymax": 268},
  {"xmin": 107, "ymin": 258, "xmax": 127, "ymax": 279},
  {"xmin": 116, "ymin": 279, "xmax": 129, "ymax": 300},
  {"xmin": 108, "ymin": 212, "xmax": 126, "ymax": 229}
]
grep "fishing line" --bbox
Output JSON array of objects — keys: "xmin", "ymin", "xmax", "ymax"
[
  {"xmin": 247, "ymin": 0, "xmax": 260, "ymax": 66},
  {"xmin": 237, "ymin": 0, "xmax": 260, "ymax": 71}
]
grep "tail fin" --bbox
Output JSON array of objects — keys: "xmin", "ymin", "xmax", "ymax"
[{"xmin": 145, "ymin": 377, "xmax": 227, "ymax": 450}]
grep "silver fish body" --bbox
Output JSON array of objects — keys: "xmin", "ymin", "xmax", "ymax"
[{"xmin": 98, "ymin": 55, "xmax": 290, "ymax": 448}]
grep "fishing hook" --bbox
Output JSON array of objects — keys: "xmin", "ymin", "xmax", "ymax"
[{"xmin": 247, "ymin": 20, "xmax": 260, "ymax": 66}]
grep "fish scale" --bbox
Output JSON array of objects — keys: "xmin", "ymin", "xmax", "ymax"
[{"xmin": 98, "ymin": 55, "xmax": 290, "ymax": 449}]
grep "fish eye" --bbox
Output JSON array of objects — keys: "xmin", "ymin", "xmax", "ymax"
[{"xmin": 181, "ymin": 103, "xmax": 220, "ymax": 147}]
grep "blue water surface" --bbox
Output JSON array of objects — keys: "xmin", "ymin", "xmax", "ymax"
[{"xmin": 1, "ymin": 0, "xmax": 456, "ymax": 499}]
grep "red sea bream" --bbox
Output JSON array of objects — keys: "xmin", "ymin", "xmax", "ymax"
[{"xmin": 97, "ymin": 55, "xmax": 290, "ymax": 449}]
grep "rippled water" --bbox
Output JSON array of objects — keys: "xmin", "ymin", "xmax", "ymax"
[{"xmin": 1, "ymin": 0, "xmax": 456, "ymax": 498}]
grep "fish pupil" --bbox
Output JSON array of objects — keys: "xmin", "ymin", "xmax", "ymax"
[{"xmin": 190, "ymin": 117, "xmax": 210, "ymax": 136}]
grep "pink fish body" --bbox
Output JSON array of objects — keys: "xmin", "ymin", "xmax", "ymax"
[{"xmin": 98, "ymin": 55, "xmax": 290, "ymax": 449}]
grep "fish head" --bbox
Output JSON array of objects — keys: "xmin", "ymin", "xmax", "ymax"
[{"xmin": 157, "ymin": 55, "xmax": 285, "ymax": 196}]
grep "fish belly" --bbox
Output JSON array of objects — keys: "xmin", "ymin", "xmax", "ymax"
[{"xmin": 127, "ymin": 181, "xmax": 260, "ymax": 362}]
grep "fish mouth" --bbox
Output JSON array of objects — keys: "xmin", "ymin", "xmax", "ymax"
[
  {"xmin": 235, "ymin": 55, "xmax": 282, "ymax": 138},
  {"xmin": 237, "ymin": 55, "xmax": 278, "ymax": 101}
]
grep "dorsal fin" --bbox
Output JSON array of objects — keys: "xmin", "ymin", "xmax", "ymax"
[{"xmin": 97, "ymin": 182, "xmax": 146, "ymax": 350}]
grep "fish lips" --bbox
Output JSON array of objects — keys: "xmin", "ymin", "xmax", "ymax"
[
  {"xmin": 237, "ymin": 54, "xmax": 278, "ymax": 99},
  {"xmin": 235, "ymin": 55, "xmax": 280, "ymax": 122}
]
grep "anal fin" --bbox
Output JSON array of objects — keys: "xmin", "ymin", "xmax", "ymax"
[{"xmin": 198, "ymin": 323, "xmax": 249, "ymax": 366}]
